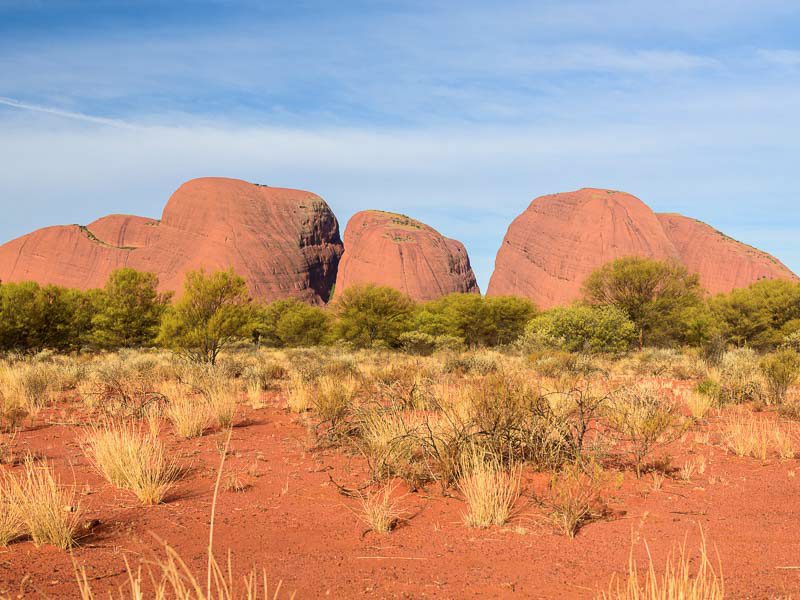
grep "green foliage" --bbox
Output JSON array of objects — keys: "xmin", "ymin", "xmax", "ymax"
[
  {"xmin": 333, "ymin": 284, "xmax": 415, "ymax": 348},
  {"xmin": 91, "ymin": 268, "xmax": 171, "ymax": 348},
  {"xmin": 0, "ymin": 281, "xmax": 92, "ymax": 352},
  {"xmin": 760, "ymin": 349, "xmax": 800, "ymax": 405},
  {"xmin": 523, "ymin": 304, "xmax": 636, "ymax": 353},
  {"xmin": 415, "ymin": 293, "xmax": 535, "ymax": 347},
  {"xmin": 710, "ymin": 279, "xmax": 800, "ymax": 350},
  {"xmin": 252, "ymin": 299, "xmax": 331, "ymax": 347},
  {"xmin": 157, "ymin": 269, "xmax": 252, "ymax": 364},
  {"xmin": 583, "ymin": 257, "xmax": 703, "ymax": 347}
]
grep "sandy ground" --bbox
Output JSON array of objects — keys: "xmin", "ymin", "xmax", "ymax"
[{"xmin": 1, "ymin": 392, "xmax": 798, "ymax": 599}]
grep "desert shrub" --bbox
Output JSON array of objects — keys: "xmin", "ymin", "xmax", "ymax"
[
  {"xmin": 606, "ymin": 383, "xmax": 683, "ymax": 477},
  {"xmin": 695, "ymin": 378, "xmax": 720, "ymax": 398},
  {"xmin": 523, "ymin": 304, "xmax": 636, "ymax": 354},
  {"xmin": 158, "ymin": 269, "xmax": 252, "ymax": 365},
  {"xmin": 760, "ymin": 348, "xmax": 800, "ymax": 404},
  {"xmin": 543, "ymin": 376, "xmax": 612, "ymax": 462},
  {"xmin": 333, "ymin": 284, "xmax": 415, "ymax": 348},
  {"xmin": 442, "ymin": 352, "xmax": 499, "ymax": 376},
  {"xmin": 717, "ymin": 349, "xmax": 763, "ymax": 404},
  {"xmin": 7, "ymin": 457, "xmax": 84, "ymax": 549},
  {"xmin": 398, "ymin": 331, "xmax": 438, "ymax": 355},
  {"xmin": 90, "ymin": 268, "xmax": 171, "ymax": 349},
  {"xmin": 622, "ymin": 348, "xmax": 706, "ymax": 380},
  {"xmin": 458, "ymin": 449, "xmax": 520, "ymax": 528},
  {"xmin": 83, "ymin": 422, "xmax": 182, "ymax": 504},
  {"xmin": 528, "ymin": 351, "xmax": 601, "ymax": 379},
  {"xmin": 545, "ymin": 463, "xmax": 607, "ymax": 538}
]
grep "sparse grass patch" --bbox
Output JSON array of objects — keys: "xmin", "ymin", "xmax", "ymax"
[
  {"xmin": 600, "ymin": 534, "xmax": 724, "ymax": 599},
  {"xmin": 285, "ymin": 374, "xmax": 310, "ymax": 413}
]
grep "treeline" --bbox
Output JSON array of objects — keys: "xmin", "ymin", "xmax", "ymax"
[{"xmin": 2, "ymin": 257, "xmax": 800, "ymax": 361}]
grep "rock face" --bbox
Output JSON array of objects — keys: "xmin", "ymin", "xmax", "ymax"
[
  {"xmin": 487, "ymin": 188, "xmax": 797, "ymax": 308},
  {"xmin": 657, "ymin": 213, "xmax": 798, "ymax": 295},
  {"xmin": 335, "ymin": 210, "xmax": 479, "ymax": 301},
  {"xmin": 0, "ymin": 177, "xmax": 344, "ymax": 304}
]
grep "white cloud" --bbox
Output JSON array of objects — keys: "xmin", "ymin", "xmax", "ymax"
[{"xmin": 758, "ymin": 49, "xmax": 800, "ymax": 66}]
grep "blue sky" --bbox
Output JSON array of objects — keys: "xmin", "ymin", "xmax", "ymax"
[{"xmin": 1, "ymin": 0, "xmax": 799, "ymax": 291}]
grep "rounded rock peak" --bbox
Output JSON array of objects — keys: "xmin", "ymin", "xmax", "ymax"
[
  {"xmin": 336, "ymin": 209, "xmax": 479, "ymax": 301},
  {"xmin": 161, "ymin": 177, "xmax": 327, "ymax": 234}
]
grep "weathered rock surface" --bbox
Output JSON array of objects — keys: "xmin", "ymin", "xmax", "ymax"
[
  {"xmin": 0, "ymin": 177, "xmax": 344, "ymax": 304},
  {"xmin": 487, "ymin": 188, "xmax": 797, "ymax": 308},
  {"xmin": 335, "ymin": 210, "xmax": 479, "ymax": 301},
  {"xmin": 657, "ymin": 213, "xmax": 798, "ymax": 295}
]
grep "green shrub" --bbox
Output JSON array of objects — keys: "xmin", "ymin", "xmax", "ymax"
[
  {"xmin": 522, "ymin": 304, "xmax": 636, "ymax": 354},
  {"xmin": 760, "ymin": 349, "xmax": 800, "ymax": 404},
  {"xmin": 333, "ymin": 284, "xmax": 415, "ymax": 348}
]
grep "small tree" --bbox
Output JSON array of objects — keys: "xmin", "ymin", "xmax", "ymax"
[
  {"xmin": 334, "ymin": 284, "xmax": 414, "ymax": 348},
  {"xmin": 157, "ymin": 270, "xmax": 251, "ymax": 364},
  {"xmin": 91, "ymin": 268, "xmax": 171, "ymax": 348},
  {"xmin": 583, "ymin": 257, "xmax": 703, "ymax": 348}
]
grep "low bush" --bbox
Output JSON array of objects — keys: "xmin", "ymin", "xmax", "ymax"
[{"xmin": 760, "ymin": 348, "xmax": 800, "ymax": 404}]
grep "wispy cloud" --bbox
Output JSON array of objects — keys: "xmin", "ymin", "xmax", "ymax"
[
  {"xmin": 758, "ymin": 49, "xmax": 800, "ymax": 66},
  {"xmin": 0, "ymin": 96, "xmax": 135, "ymax": 129}
]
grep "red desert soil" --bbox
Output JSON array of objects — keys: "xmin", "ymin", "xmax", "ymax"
[
  {"xmin": 0, "ymin": 178, "xmax": 344, "ymax": 304},
  {"xmin": 2, "ymin": 392, "xmax": 799, "ymax": 598},
  {"xmin": 335, "ymin": 210, "xmax": 479, "ymax": 301},
  {"xmin": 487, "ymin": 188, "xmax": 797, "ymax": 309}
]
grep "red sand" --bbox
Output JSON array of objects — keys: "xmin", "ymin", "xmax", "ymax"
[{"xmin": 2, "ymin": 394, "xmax": 799, "ymax": 598}]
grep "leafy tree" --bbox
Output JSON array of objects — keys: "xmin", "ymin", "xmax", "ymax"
[
  {"xmin": 157, "ymin": 269, "xmax": 251, "ymax": 364},
  {"xmin": 91, "ymin": 268, "xmax": 171, "ymax": 348},
  {"xmin": 251, "ymin": 299, "xmax": 331, "ymax": 347},
  {"xmin": 485, "ymin": 296, "xmax": 537, "ymax": 345},
  {"xmin": 333, "ymin": 284, "xmax": 415, "ymax": 348},
  {"xmin": 523, "ymin": 304, "xmax": 636, "ymax": 353},
  {"xmin": 583, "ymin": 257, "xmax": 703, "ymax": 347},
  {"xmin": 709, "ymin": 279, "xmax": 800, "ymax": 350}
]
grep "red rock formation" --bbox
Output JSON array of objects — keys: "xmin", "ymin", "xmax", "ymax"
[
  {"xmin": 0, "ymin": 177, "xmax": 344, "ymax": 304},
  {"xmin": 335, "ymin": 210, "xmax": 479, "ymax": 301},
  {"xmin": 657, "ymin": 213, "xmax": 798, "ymax": 294},
  {"xmin": 487, "ymin": 188, "xmax": 797, "ymax": 308}
]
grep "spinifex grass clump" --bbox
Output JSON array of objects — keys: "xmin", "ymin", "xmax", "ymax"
[
  {"xmin": 458, "ymin": 449, "xmax": 520, "ymax": 528},
  {"xmin": 8, "ymin": 457, "xmax": 84, "ymax": 549},
  {"xmin": 357, "ymin": 484, "xmax": 405, "ymax": 534},
  {"xmin": 162, "ymin": 382, "xmax": 210, "ymax": 438},
  {"xmin": 84, "ymin": 421, "xmax": 182, "ymax": 505}
]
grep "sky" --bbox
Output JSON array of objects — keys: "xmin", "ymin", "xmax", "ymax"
[{"xmin": 1, "ymin": 0, "xmax": 799, "ymax": 291}]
